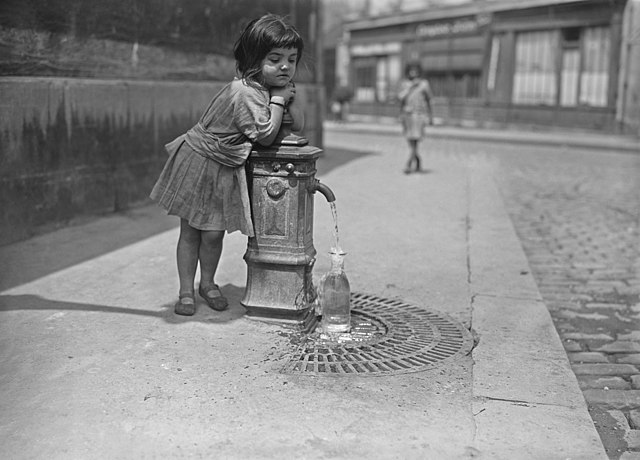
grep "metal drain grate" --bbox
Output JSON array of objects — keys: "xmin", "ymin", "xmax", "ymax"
[{"xmin": 282, "ymin": 292, "xmax": 473, "ymax": 376}]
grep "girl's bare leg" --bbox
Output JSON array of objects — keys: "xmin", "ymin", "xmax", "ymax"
[
  {"xmin": 177, "ymin": 219, "xmax": 201, "ymax": 296},
  {"xmin": 413, "ymin": 140, "xmax": 422, "ymax": 171},
  {"xmin": 199, "ymin": 230, "xmax": 225, "ymax": 287},
  {"xmin": 405, "ymin": 139, "xmax": 420, "ymax": 172}
]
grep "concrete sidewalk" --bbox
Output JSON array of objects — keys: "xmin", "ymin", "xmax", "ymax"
[
  {"xmin": 327, "ymin": 118, "xmax": 640, "ymax": 154},
  {"xmin": 0, "ymin": 129, "xmax": 607, "ymax": 459}
]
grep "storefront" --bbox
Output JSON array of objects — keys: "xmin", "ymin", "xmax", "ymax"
[{"xmin": 343, "ymin": 0, "xmax": 635, "ymax": 133}]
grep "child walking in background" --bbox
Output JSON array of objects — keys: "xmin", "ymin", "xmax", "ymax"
[
  {"xmin": 398, "ymin": 62, "xmax": 434, "ymax": 174},
  {"xmin": 150, "ymin": 14, "xmax": 305, "ymax": 316}
]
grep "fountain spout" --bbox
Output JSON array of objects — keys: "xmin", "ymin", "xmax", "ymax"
[{"xmin": 311, "ymin": 179, "xmax": 336, "ymax": 202}]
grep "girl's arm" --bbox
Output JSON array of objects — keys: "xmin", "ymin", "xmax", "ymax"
[
  {"xmin": 287, "ymin": 96, "xmax": 305, "ymax": 133},
  {"xmin": 256, "ymin": 95, "xmax": 286, "ymax": 146},
  {"xmin": 256, "ymin": 83, "xmax": 297, "ymax": 146},
  {"xmin": 422, "ymin": 80, "xmax": 434, "ymax": 125}
]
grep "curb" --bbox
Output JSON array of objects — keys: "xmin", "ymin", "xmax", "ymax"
[{"xmin": 325, "ymin": 121, "xmax": 640, "ymax": 154}]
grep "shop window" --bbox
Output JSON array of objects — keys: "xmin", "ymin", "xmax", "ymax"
[
  {"xmin": 353, "ymin": 58, "xmax": 376, "ymax": 102},
  {"xmin": 559, "ymin": 26, "xmax": 610, "ymax": 107},
  {"xmin": 513, "ymin": 30, "xmax": 557, "ymax": 105},
  {"xmin": 561, "ymin": 48, "xmax": 580, "ymax": 106},
  {"xmin": 353, "ymin": 55, "xmax": 401, "ymax": 103},
  {"xmin": 514, "ymin": 26, "xmax": 610, "ymax": 108},
  {"xmin": 580, "ymin": 26, "xmax": 609, "ymax": 106},
  {"xmin": 561, "ymin": 27, "xmax": 581, "ymax": 106}
]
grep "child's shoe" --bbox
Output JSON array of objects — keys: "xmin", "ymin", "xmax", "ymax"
[
  {"xmin": 199, "ymin": 284, "xmax": 229, "ymax": 311},
  {"xmin": 175, "ymin": 293, "xmax": 196, "ymax": 316}
]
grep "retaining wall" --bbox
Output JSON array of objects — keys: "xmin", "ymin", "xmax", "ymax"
[{"xmin": 0, "ymin": 77, "xmax": 322, "ymax": 246}]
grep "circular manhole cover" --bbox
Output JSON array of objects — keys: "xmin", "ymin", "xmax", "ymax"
[{"xmin": 282, "ymin": 292, "xmax": 473, "ymax": 376}]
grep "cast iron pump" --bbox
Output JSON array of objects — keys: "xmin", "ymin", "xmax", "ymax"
[{"xmin": 241, "ymin": 110, "xmax": 335, "ymax": 330}]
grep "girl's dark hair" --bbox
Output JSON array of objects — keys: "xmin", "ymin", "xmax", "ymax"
[{"xmin": 234, "ymin": 14, "xmax": 304, "ymax": 86}]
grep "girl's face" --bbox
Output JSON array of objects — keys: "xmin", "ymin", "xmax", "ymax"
[{"xmin": 261, "ymin": 47, "xmax": 298, "ymax": 88}]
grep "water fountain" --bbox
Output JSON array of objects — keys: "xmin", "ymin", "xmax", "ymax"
[{"xmin": 241, "ymin": 110, "xmax": 335, "ymax": 331}]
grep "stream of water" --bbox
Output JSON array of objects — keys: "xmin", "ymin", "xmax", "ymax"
[{"xmin": 329, "ymin": 201, "xmax": 341, "ymax": 254}]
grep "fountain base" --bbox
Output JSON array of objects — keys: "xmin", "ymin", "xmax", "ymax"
[{"xmin": 244, "ymin": 305, "xmax": 318, "ymax": 332}]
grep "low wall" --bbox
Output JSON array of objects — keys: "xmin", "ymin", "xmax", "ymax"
[{"xmin": 0, "ymin": 77, "xmax": 323, "ymax": 246}]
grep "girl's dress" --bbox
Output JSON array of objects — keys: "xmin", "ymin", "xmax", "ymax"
[
  {"xmin": 151, "ymin": 78, "xmax": 278, "ymax": 237},
  {"xmin": 399, "ymin": 79, "xmax": 433, "ymax": 140}
]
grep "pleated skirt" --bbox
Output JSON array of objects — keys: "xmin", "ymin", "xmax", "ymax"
[{"xmin": 150, "ymin": 141, "xmax": 254, "ymax": 236}]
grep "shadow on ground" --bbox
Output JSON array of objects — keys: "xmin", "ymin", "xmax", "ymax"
[
  {"xmin": 0, "ymin": 284, "xmax": 247, "ymax": 324},
  {"xmin": 0, "ymin": 204, "xmax": 178, "ymax": 291},
  {"xmin": 316, "ymin": 146, "xmax": 375, "ymax": 176}
]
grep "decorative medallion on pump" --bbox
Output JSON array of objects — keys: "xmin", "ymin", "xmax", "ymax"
[{"xmin": 266, "ymin": 178, "xmax": 287, "ymax": 199}]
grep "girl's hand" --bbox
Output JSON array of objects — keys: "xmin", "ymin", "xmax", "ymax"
[{"xmin": 271, "ymin": 81, "xmax": 296, "ymax": 104}]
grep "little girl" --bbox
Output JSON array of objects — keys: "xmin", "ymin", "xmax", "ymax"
[
  {"xmin": 150, "ymin": 14, "xmax": 305, "ymax": 316},
  {"xmin": 398, "ymin": 62, "xmax": 433, "ymax": 174}
]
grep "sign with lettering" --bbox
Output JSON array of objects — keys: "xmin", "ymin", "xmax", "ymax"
[
  {"xmin": 416, "ymin": 17, "xmax": 484, "ymax": 37},
  {"xmin": 351, "ymin": 42, "xmax": 402, "ymax": 56}
]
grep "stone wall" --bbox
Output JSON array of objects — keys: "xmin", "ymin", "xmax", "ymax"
[{"xmin": 0, "ymin": 77, "xmax": 323, "ymax": 246}]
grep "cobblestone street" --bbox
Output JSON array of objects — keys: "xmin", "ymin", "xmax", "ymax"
[{"xmin": 487, "ymin": 142, "xmax": 640, "ymax": 459}]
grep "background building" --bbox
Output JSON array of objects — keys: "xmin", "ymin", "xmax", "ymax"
[{"xmin": 334, "ymin": 0, "xmax": 640, "ymax": 134}]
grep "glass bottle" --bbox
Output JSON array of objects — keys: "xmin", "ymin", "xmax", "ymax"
[{"xmin": 320, "ymin": 251, "xmax": 351, "ymax": 333}]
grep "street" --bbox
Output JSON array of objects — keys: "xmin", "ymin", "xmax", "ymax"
[{"xmin": 322, "ymin": 128, "xmax": 639, "ymax": 459}]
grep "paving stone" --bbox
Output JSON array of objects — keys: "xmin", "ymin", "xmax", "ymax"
[
  {"xmin": 573, "ymin": 263, "xmax": 608, "ymax": 270},
  {"xmin": 563, "ymin": 341, "xmax": 582, "ymax": 352},
  {"xmin": 562, "ymin": 332, "xmax": 614, "ymax": 341},
  {"xmin": 631, "ymin": 409, "xmax": 640, "ymax": 430},
  {"xmin": 555, "ymin": 322, "xmax": 577, "ymax": 331},
  {"xmin": 633, "ymin": 375, "xmax": 640, "ymax": 390},
  {"xmin": 578, "ymin": 376, "xmax": 630, "ymax": 390},
  {"xmin": 592, "ymin": 269, "xmax": 634, "ymax": 278},
  {"xmin": 586, "ymin": 280, "xmax": 628, "ymax": 289},
  {"xmin": 618, "ymin": 355, "xmax": 640, "ymax": 365},
  {"xmin": 627, "ymin": 430, "xmax": 640, "ymax": 449},
  {"xmin": 585, "ymin": 302, "xmax": 628, "ymax": 311},
  {"xmin": 618, "ymin": 286, "xmax": 640, "ymax": 296},
  {"xmin": 582, "ymin": 390, "xmax": 640, "ymax": 410},
  {"xmin": 619, "ymin": 331, "xmax": 640, "ymax": 341},
  {"xmin": 572, "ymin": 364, "xmax": 639, "ymax": 376},
  {"xmin": 595, "ymin": 342, "xmax": 640, "ymax": 354},
  {"xmin": 557, "ymin": 310, "xmax": 609, "ymax": 321},
  {"xmin": 546, "ymin": 301, "xmax": 582, "ymax": 311},
  {"xmin": 574, "ymin": 285, "xmax": 620, "ymax": 295},
  {"xmin": 557, "ymin": 310, "xmax": 610, "ymax": 320},
  {"xmin": 570, "ymin": 294, "xmax": 595, "ymax": 302},
  {"xmin": 616, "ymin": 312, "xmax": 636, "ymax": 323},
  {"xmin": 568, "ymin": 352, "xmax": 609, "ymax": 363},
  {"xmin": 609, "ymin": 409, "xmax": 632, "ymax": 430},
  {"xmin": 620, "ymin": 452, "xmax": 640, "ymax": 460}
]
